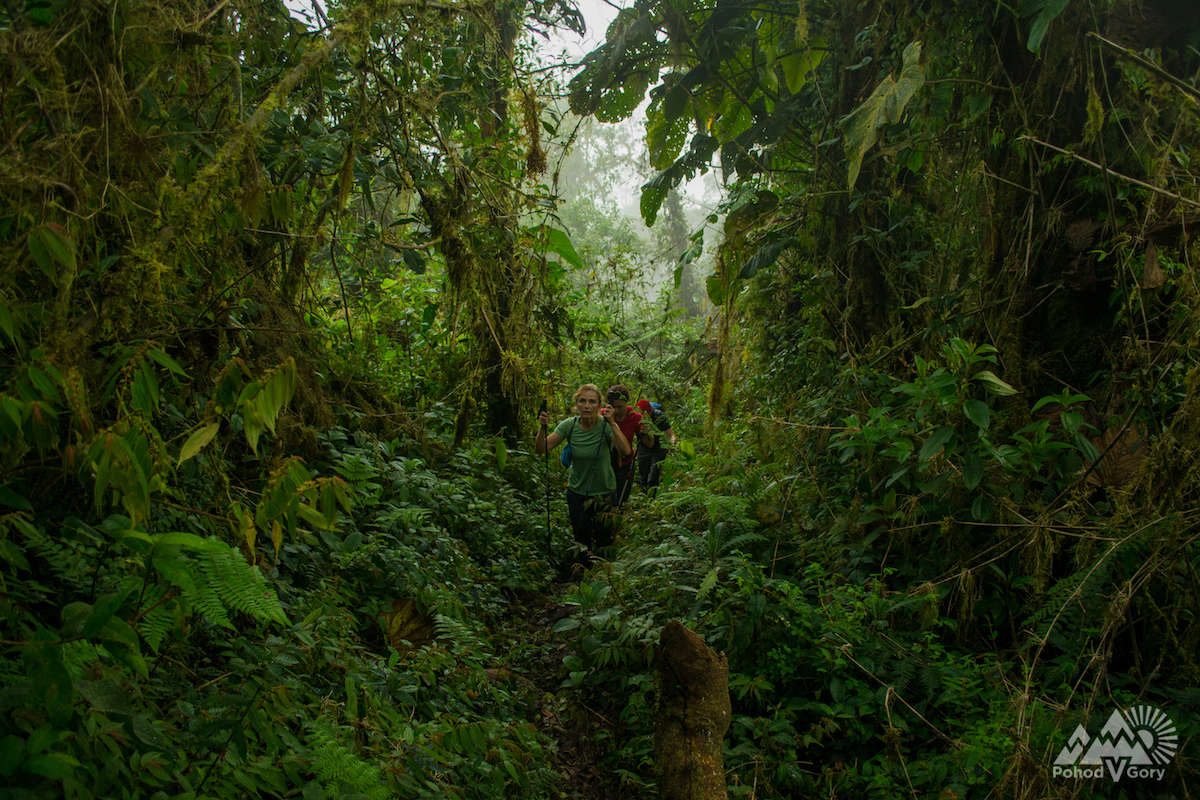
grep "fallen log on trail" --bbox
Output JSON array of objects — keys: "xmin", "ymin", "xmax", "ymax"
[{"xmin": 654, "ymin": 620, "xmax": 731, "ymax": 800}]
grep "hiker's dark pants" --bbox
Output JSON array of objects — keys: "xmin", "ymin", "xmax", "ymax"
[
  {"xmin": 610, "ymin": 459, "xmax": 635, "ymax": 508},
  {"xmin": 566, "ymin": 490, "xmax": 614, "ymax": 553},
  {"xmin": 637, "ymin": 447, "xmax": 668, "ymax": 489}
]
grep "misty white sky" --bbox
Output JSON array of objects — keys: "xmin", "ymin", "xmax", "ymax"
[
  {"xmin": 281, "ymin": 0, "xmax": 718, "ymax": 219},
  {"xmin": 283, "ymin": 0, "xmax": 619, "ymax": 56},
  {"xmin": 542, "ymin": 0, "xmax": 720, "ymax": 215},
  {"xmin": 279, "ymin": 0, "xmax": 719, "ymax": 292},
  {"xmin": 547, "ymin": 0, "xmax": 620, "ymax": 57}
]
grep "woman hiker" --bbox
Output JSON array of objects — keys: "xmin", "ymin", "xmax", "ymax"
[{"xmin": 535, "ymin": 383, "xmax": 631, "ymax": 565}]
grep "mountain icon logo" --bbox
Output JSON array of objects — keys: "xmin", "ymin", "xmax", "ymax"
[{"xmin": 1052, "ymin": 704, "xmax": 1176, "ymax": 781}]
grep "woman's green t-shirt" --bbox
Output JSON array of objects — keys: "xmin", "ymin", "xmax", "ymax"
[{"xmin": 555, "ymin": 417, "xmax": 616, "ymax": 496}]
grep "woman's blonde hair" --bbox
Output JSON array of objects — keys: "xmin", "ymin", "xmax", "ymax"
[{"xmin": 573, "ymin": 383, "xmax": 602, "ymax": 403}]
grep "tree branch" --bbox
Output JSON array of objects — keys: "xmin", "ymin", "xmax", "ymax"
[
  {"xmin": 1017, "ymin": 135, "xmax": 1200, "ymax": 211},
  {"xmin": 1088, "ymin": 32, "xmax": 1200, "ymax": 104}
]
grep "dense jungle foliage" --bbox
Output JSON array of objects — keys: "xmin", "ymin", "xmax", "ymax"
[{"xmin": 2, "ymin": 0, "xmax": 1200, "ymax": 798}]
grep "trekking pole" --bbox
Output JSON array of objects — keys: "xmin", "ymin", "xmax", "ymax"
[
  {"xmin": 619, "ymin": 469, "xmax": 634, "ymax": 507},
  {"xmin": 539, "ymin": 399, "xmax": 552, "ymax": 561}
]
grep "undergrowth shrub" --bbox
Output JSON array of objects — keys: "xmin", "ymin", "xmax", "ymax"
[
  {"xmin": 550, "ymin": 461, "xmax": 1019, "ymax": 798},
  {"xmin": 549, "ymin": 379, "xmax": 1199, "ymax": 799},
  {"xmin": 0, "ymin": 415, "xmax": 560, "ymax": 799}
]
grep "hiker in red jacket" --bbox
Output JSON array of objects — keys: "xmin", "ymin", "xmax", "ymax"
[{"xmin": 603, "ymin": 384, "xmax": 641, "ymax": 508}]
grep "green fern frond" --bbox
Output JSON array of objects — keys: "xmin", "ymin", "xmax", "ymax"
[
  {"xmin": 154, "ymin": 549, "xmax": 231, "ymax": 629},
  {"xmin": 201, "ymin": 544, "xmax": 288, "ymax": 626},
  {"xmin": 373, "ymin": 503, "xmax": 433, "ymax": 535},
  {"xmin": 894, "ymin": 655, "xmax": 918, "ymax": 695},
  {"xmin": 155, "ymin": 537, "xmax": 286, "ymax": 628},
  {"xmin": 433, "ymin": 613, "xmax": 483, "ymax": 654},
  {"xmin": 1022, "ymin": 559, "xmax": 1110, "ymax": 641},
  {"xmin": 137, "ymin": 589, "xmax": 179, "ymax": 653},
  {"xmin": 12, "ymin": 516, "xmax": 94, "ymax": 586},
  {"xmin": 306, "ymin": 720, "xmax": 391, "ymax": 800},
  {"xmin": 658, "ymin": 485, "xmax": 754, "ymax": 530},
  {"xmin": 190, "ymin": 561, "xmax": 234, "ymax": 629},
  {"xmin": 721, "ymin": 531, "xmax": 767, "ymax": 554}
]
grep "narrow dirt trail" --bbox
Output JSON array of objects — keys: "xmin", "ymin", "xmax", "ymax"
[{"xmin": 499, "ymin": 578, "xmax": 632, "ymax": 800}]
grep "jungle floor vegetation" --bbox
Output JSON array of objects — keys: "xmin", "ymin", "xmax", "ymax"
[{"xmin": 2, "ymin": 0, "xmax": 1200, "ymax": 798}]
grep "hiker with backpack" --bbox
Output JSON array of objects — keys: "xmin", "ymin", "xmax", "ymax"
[
  {"xmin": 535, "ymin": 383, "xmax": 631, "ymax": 563},
  {"xmin": 602, "ymin": 384, "xmax": 642, "ymax": 508},
  {"xmin": 635, "ymin": 398, "xmax": 677, "ymax": 493}
]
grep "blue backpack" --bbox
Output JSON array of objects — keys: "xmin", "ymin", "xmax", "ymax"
[
  {"xmin": 560, "ymin": 418, "xmax": 576, "ymax": 467},
  {"xmin": 559, "ymin": 417, "xmax": 609, "ymax": 468}
]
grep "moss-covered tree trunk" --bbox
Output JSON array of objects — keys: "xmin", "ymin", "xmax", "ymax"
[{"xmin": 654, "ymin": 620, "xmax": 731, "ymax": 800}]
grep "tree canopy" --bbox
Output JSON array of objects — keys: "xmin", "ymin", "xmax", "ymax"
[{"xmin": 2, "ymin": 0, "xmax": 1200, "ymax": 797}]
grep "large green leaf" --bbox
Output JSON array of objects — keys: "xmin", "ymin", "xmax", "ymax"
[
  {"xmin": 706, "ymin": 273, "xmax": 727, "ymax": 306},
  {"xmin": 664, "ymin": 82, "xmax": 690, "ymax": 121},
  {"xmin": 646, "ymin": 109, "xmax": 690, "ymax": 170},
  {"xmin": 28, "ymin": 642, "xmax": 74, "ymax": 726},
  {"xmin": 781, "ymin": 43, "xmax": 827, "ymax": 94},
  {"xmin": 567, "ymin": 8, "xmax": 662, "ymax": 123},
  {"xmin": 0, "ymin": 736, "xmax": 23, "ymax": 776},
  {"xmin": 24, "ymin": 752, "xmax": 81, "ymax": 780},
  {"xmin": 640, "ymin": 134, "xmax": 718, "ymax": 226},
  {"xmin": 178, "ymin": 422, "xmax": 219, "ymax": 465},
  {"xmin": 596, "ymin": 70, "xmax": 652, "ymax": 123},
  {"xmin": 76, "ymin": 679, "xmax": 135, "ymax": 716},
  {"xmin": 1026, "ymin": 0, "xmax": 1069, "ymax": 54},
  {"xmin": 919, "ymin": 425, "xmax": 955, "ymax": 463},
  {"xmin": 640, "ymin": 168, "xmax": 678, "ymax": 227},
  {"xmin": 541, "ymin": 227, "xmax": 583, "ymax": 269},
  {"xmin": 841, "ymin": 41, "xmax": 925, "ymax": 191},
  {"xmin": 714, "ymin": 99, "xmax": 754, "ymax": 143},
  {"xmin": 0, "ymin": 298, "xmax": 16, "ymax": 344},
  {"xmin": 26, "ymin": 224, "xmax": 76, "ymax": 284},
  {"xmin": 738, "ymin": 238, "xmax": 793, "ymax": 280},
  {"xmin": 146, "ymin": 347, "xmax": 187, "ymax": 377},
  {"xmin": 963, "ymin": 451, "xmax": 984, "ymax": 490},
  {"xmin": 974, "ymin": 370, "xmax": 1017, "ymax": 396},
  {"xmin": 963, "ymin": 399, "xmax": 991, "ymax": 430}
]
